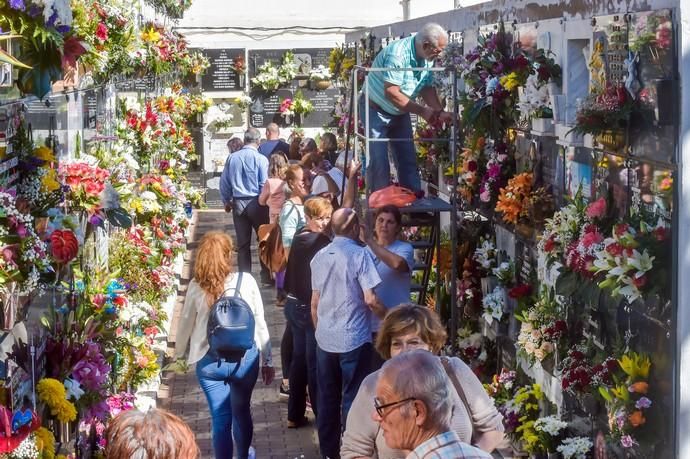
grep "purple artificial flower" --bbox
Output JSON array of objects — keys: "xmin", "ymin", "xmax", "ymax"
[
  {"xmin": 46, "ymin": 11, "xmax": 58, "ymax": 27},
  {"xmin": 71, "ymin": 342, "xmax": 111, "ymax": 391},
  {"xmin": 635, "ymin": 397, "xmax": 652, "ymax": 410},
  {"xmin": 89, "ymin": 214, "xmax": 103, "ymax": 226},
  {"xmin": 15, "ymin": 224, "xmax": 28, "ymax": 238},
  {"xmin": 82, "ymin": 400, "xmax": 109, "ymax": 421},
  {"xmin": 28, "ymin": 4, "xmax": 41, "ymax": 17},
  {"xmin": 56, "ymin": 25, "xmax": 71, "ymax": 34},
  {"xmin": 621, "ymin": 435, "xmax": 635, "ymax": 448},
  {"xmin": 8, "ymin": 0, "xmax": 25, "ymax": 11}
]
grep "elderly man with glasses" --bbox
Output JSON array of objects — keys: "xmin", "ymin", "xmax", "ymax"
[
  {"xmin": 310, "ymin": 207, "xmax": 387, "ymax": 459},
  {"xmin": 360, "ymin": 22, "xmax": 456, "ymax": 193},
  {"xmin": 373, "ymin": 350, "xmax": 492, "ymax": 459}
]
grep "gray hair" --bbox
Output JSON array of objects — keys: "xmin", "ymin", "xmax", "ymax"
[
  {"xmin": 416, "ymin": 23, "xmax": 447, "ymax": 47},
  {"xmin": 244, "ymin": 127, "xmax": 262, "ymax": 145},
  {"xmin": 380, "ymin": 350, "xmax": 452, "ymax": 429}
]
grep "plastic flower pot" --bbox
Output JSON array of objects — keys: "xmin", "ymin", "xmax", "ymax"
[
  {"xmin": 531, "ymin": 117, "xmax": 555, "ymax": 135},
  {"xmin": 594, "ymin": 129, "xmax": 626, "ymax": 152}
]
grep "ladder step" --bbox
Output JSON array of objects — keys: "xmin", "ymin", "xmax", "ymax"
[
  {"xmin": 411, "ymin": 261, "xmax": 428, "ymax": 271},
  {"xmin": 401, "ymin": 213, "xmax": 436, "ymax": 227},
  {"xmin": 410, "ymin": 283, "xmax": 424, "ymax": 292},
  {"xmin": 410, "ymin": 240, "xmax": 434, "ymax": 249}
]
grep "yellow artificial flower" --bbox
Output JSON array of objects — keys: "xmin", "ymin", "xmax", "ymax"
[
  {"xmin": 55, "ymin": 400, "xmax": 77, "ymax": 423},
  {"xmin": 618, "ymin": 352, "xmax": 651, "ymax": 381},
  {"xmin": 41, "ymin": 169, "xmax": 61, "ymax": 192},
  {"xmin": 141, "ymin": 28, "xmax": 161, "ymax": 44},
  {"xmin": 37, "ymin": 378, "xmax": 77, "ymax": 423},
  {"xmin": 35, "ymin": 426, "xmax": 56, "ymax": 459},
  {"xmin": 499, "ymin": 72, "xmax": 521, "ymax": 92},
  {"xmin": 34, "ymin": 146, "xmax": 55, "ymax": 163}
]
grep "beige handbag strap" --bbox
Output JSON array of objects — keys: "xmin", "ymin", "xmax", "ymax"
[{"xmin": 441, "ymin": 357, "xmax": 472, "ymax": 424}]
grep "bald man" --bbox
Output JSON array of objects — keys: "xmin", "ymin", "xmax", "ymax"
[
  {"xmin": 258, "ymin": 123, "xmax": 290, "ymax": 159},
  {"xmin": 309, "ymin": 208, "xmax": 386, "ymax": 458}
]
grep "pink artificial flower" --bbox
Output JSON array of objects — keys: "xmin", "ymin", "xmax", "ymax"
[
  {"xmin": 621, "ymin": 435, "xmax": 635, "ymax": 448},
  {"xmin": 95, "ymin": 22, "xmax": 108, "ymax": 43},
  {"xmin": 586, "ymin": 197, "xmax": 607, "ymax": 219},
  {"xmin": 581, "ymin": 230, "xmax": 603, "ymax": 248}
]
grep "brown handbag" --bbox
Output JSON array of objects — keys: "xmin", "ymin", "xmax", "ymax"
[{"xmin": 257, "ymin": 202, "xmax": 296, "ymax": 272}]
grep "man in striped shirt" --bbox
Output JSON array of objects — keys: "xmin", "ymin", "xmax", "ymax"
[
  {"xmin": 361, "ymin": 23, "xmax": 456, "ymax": 192},
  {"xmin": 373, "ymin": 351, "xmax": 492, "ymax": 459}
]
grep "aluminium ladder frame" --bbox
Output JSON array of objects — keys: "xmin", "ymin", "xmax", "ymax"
[{"xmin": 341, "ymin": 64, "xmax": 461, "ymax": 350}]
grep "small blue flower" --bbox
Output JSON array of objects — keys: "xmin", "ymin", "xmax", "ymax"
[
  {"xmin": 8, "ymin": 0, "xmax": 25, "ymax": 11},
  {"xmin": 75, "ymin": 280, "xmax": 85, "ymax": 292}
]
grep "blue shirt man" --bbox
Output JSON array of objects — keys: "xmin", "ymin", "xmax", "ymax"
[
  {"xmin": 360, "ymin": 23, "xmax": 455, "ymax": 192},
  {"xmin": 310, "ymin": 208, "xmax": 386, "ymax": 459},
  {"xmin": 257, "ymin": 122, "xmax": 290, "ymax": 158},
  {"xmin": 220, "ymin": 128, "xmax": 271, "ymax": 283}
]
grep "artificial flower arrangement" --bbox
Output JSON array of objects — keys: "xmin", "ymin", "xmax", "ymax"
[
  {"xmin": 132, "ymin": 22, "xmax": 190, "ymax": 76},
  {"xmin": 559, "ymin": 343, "xmax": 619, "ymax": 398},
  {"xmin": 456, "ymin": 325, "xmax": 495, "ymax": 379},
  {"xmin": 517, "ymin": 73, "xmax": 552, "ymax": 120},
  {"xmin": 180, "ymin": 50, "xmax": 210, "ymax": 76},
  {"xmin": 251, "ymin": 51, "xmax": 297, "ymax": 92},
  {"xmin": 478, "ymin": 138, "xmax": 513, "ymax": 205},
  {"xmin": 599, "ymin": 351, "xmax": 654, "ymax": 453},
  {"xmin": 482, "ymin": 286, "xmax": 505, "ymax": 325},
  {"xmin": 71, "ymin": 0, "xmax": 135, "ymax": 83},
  {"xmin": 459, "ymin": 22, "xmax": 531, "ymax": 139},
  {"xmin": 309, "ymin": 65, "xmax": 332, "ymax": 82},
  {"xmin": 630, "ymin": 11, "xmax": 673, "ymax": 53},
  {"xmin": 557, "ymin": 436, "xmax": 593, "ymax": 459},
  {"xmin": 234, "ymin": 94, "xmax": 253, "ymax": 111},
  {"xmin": 328, "ymin": 45, "xmax": 356, "ymax": 86},
  {"xmin": 457, "ymin": 135, "xmax": 484, "ymax": 203},
  {"xmin": 0, "ymin": 0, "xmax": 86, "ymax": 98},
  {"xmin": 17, "ymin": 144, "xmax": 62, "ymax": 214},
  {"xmin": 506, "ymin": 383, "xmax": 545, "ymax": 443},
  {"xmin": 571, "ymin": 83, "xmax": 637, "ymax": 138},
  {"xmin": 232, "ymin": 53, "xmax": 246, "ymax": 75},
  {"xmin": 530, "ymin": 415, "xmax": 569, "ymax": 456},
  {"xmin": 0, "ymin": 191, "xmax": 50, "ymax": 295},
  {"xmin": 495, "ymin": 172, "xmax": 533, "ymax": 225},
  {"xmin": 473, "ymin": 237, "xmax": 496, "ymax": 273},
  {"xmin": 143, "ymin": 0, "xmax": 193, "ymax": 19},
  {"xmin": 279, "ymin": 91, "xmax": 313, "ymax": 124},
  {"xmin": 515, "ymin": 288, "xmax": 568, "ymax": 367},
  {"xmin": 415, "ymin": 117, "xmax": 452, "ymax": 171}
]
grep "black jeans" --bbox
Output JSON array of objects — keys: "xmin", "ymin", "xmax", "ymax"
[
  {"xmin": 232, "ymin": 197, "xmax": 270, "ymax": 280},
  {"xmin": 284, "ymin": 297, "xmax": 318, "ymax": 422}
]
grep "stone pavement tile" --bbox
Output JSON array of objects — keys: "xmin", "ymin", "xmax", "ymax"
[{"xmin": 159, "ymin": 210, "xmax": 321, "ymax": 459}]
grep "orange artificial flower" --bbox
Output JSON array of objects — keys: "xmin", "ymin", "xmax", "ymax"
[{"xmin": 629, "ymin": 381, "xmax": 649, "ymax": 394}]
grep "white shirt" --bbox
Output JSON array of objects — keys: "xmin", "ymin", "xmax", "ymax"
[{"xmin": 174, "ymin": 272, "xmax": 272, "ymax": 366}]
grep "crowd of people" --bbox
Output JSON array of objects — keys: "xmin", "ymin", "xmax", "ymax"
[{"xmin": 102, "ymin": 21, "xmax": 499, "ymax": 459}]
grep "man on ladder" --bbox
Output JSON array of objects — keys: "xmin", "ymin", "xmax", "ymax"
[{"xmin": 360, "ymin": 22, "xmax": 456, "ymax": 193}]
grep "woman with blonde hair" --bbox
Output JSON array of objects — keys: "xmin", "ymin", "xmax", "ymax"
[
  {"xmin": 283, "ymin": 196, "xmax": 334, "ymax": 427},
  {"xmin": 341, "ymin": 304, "xmax": 504, "ymax": 458},
  {"xmin": 174, "ymin": 231, "xmax": 273, "ymax": 459},
  {"xmin": 259, "ymin": 153, "xmax": 289, "ymax": 224}
]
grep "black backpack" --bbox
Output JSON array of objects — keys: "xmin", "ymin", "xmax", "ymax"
[{"xmin": 207, "ymin": 273, "xmax": 256, "ymax": 363}]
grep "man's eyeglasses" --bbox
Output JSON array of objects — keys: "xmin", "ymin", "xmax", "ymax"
[{"xmin": 374, "ymin": 396, "xmax": 416, "ymax": 417}]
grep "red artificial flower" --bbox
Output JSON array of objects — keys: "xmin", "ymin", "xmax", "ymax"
[
  {"xmin": 543, "ymin": 237, "xmax": 556, "ymax": 253},
  {"xmin": 653, "ymin": 227, "xmax": 668, "ymax": 241},
  {"xmin": 96, "ymin": 22, "xmax": 109, "ymax": 43},
  {"xmin": 586, "ymin": 197, "xmax": 607, "ymax": 219},
  {"xmin": 606, "ymin": 242, "xmax": 624, "ymax": 257},
  {"xmin": 50, "ymin": 229, "xmax": 79, "ymax": 264},
  {"xmin": 614, "ymin": 223, "xmax": 630, "ymax": 237},
  {"xmin": 508, "ymin": 284, "xmax": 532, "ymax": 299}
]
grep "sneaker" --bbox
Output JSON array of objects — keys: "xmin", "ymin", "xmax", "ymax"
[
  {"xmin": 248, "ymin": 446, "xmax": 256, "ymax": 459},
  {"xmin": 279, "ymin": 382, "xmax": 290, "ymax": 401}
]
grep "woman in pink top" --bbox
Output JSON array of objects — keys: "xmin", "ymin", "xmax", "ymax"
[{"xmin": 259, "ymin": 153, "xmax": 288, "ymax": 223}]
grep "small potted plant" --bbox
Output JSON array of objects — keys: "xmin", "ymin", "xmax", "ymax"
[{"xmin": 309, "ymin": 65, "xmax": 332, "ymax": 90}]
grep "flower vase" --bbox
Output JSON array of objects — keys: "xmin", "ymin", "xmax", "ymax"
[
  {"xmin": 547, "ymin": 452, "xmax": 560, "ymax": 459},
  {"xmin": 315, "ymin": 80, "xmax": 331, "ymax": 90},
  {"xmin": 238, "ymin": 74, "xmax": 245, "ymax": 88},
  {"xmin": 547, "ymin": 81, "xmax": 561, "ymax": 97},
  {"xmin": 550, "ymin": 95, "xmax": 565, "ymax": 123},
  {"xmin": 0, "ymin": 283, "xmax": 18, "ymax": 331},
  {"xmin": 531, "ymin": 117, "xmax": 554, "ymax": 135},
  {"xmin": 283, "ymin": 114, "xmax": 293, "ymax": 125},
  {"xmin": 541, "ymin": 352, "xmax": 556, "ymax": 375},
  {"xmin": 594, "ymin": 129, "xmax": 626, "ymax": 152},
  {"xmin": 295, "ymin": 113, "xmax": 303, "ymax": 126}
]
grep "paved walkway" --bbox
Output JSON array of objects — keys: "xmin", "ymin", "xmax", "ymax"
[{"xmin": 159, "ymin": 210, "xmax": 320, "ymax": 458}]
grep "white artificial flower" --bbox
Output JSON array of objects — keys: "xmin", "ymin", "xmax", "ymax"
[{"xmin": 64, "ymin": 378, "xmax": 85, "ymax": 401}]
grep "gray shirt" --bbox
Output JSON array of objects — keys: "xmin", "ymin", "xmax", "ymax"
[{"xmin": 311, "ymin": 236, "xmax": 382, "ymax": 353}]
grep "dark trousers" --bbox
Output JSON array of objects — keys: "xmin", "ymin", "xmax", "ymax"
[
  {"xmin": 316, "ymin": 342, "xmax": 373, "ymax": 459},
  {"xmin": 284, "ymin": 297, "xmax": 318, "ymax": 421},
  {"xmin": 232, "ymin": 197, "xmax": 270, "ymax": 280},
  {"xmin": 281, "ymin": 324, "xmax": 293, "ymax": 382}
]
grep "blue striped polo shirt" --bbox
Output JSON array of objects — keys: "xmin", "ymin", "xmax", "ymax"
[{"xmin": 366, "ymin": 35, "xmax": 434, "ymax": 115}]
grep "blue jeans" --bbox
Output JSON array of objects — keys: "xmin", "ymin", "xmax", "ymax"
[
  {"xmin": 359, "ymin": 97, "xmax": 420, "ymax": 192},
  {"xmin": 196, "ymin": 347, "xmax": 260, "ymax": 459},
  {"xmin": 316, "ymin": 342, "xmax": 373, "ymax": 459},
  {"xmin": 284, "ymin": 297, "xmax": 318, "ymax": 422}
]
